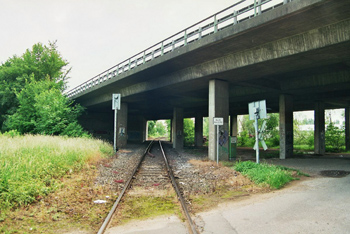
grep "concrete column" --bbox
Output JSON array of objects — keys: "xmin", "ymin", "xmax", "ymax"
[
  {"xmin": 116, "ymin": 103, "xmax": 128, "ymax": 148},
  {"xmin": 172, "ymin": 107, "xmax": 184, "ymax": 150},
  {"xmin": 145, "ymin": 120, "xmax": 149, "ymax": 141},
  {"xmin": 195, "ymin": 114, "xmax": 203, "ymax": 147},
  {"xmin": 279, "ymin": 94, "xmax": 293, "ymax": 159},
  {"xmin": 230, "ymin": 114, "xmax": 238, "ymax": 137},
  {"xmin": 169, "ymin": 119, "xmax": 173, "ymax": 143},
  {"xmin": 209, "ymin": 79, "xmax": 229, "ymax": 161},
  {"xmin": 314, "ymin": 102, "xmax": 325, "ymax": 155},
  {"xmin": 346, "ymin": 107, "xmax": 350, "ymax": 151}
]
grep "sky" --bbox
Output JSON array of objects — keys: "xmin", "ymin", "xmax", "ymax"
[{"xmin": 0, "ymin": 0, "xmax": 235, "ymax": 89}]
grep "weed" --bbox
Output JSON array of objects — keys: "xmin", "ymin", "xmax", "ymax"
[
  {"xmin": 234, "ymin": 161, "xmax": 306, "ymax": 189},
  {"xmin": 0, "ymin": 135, "xmax": 113, "ymax": 211},
  {"xmin": 113, "ymin": 195, "xmax": 180, "ymax": 226}
]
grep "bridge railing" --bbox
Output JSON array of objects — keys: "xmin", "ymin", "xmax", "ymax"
[{"xmin": 67, "ymin": 0, "xmax": 293, "ymax": 98}]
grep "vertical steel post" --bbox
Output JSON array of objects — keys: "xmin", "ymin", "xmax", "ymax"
[
  {"xmin": 255, "ymin": 114, "xmax": 260, "ymax": 164},
  {"xmin": 254, "ymin": 0, "xmax": 257, "ymax": 16},
  {"xmin": 233, "ymin": 10, "xmax": 237, "ymax": 25},
  {"xmin": 214, "ymin": 15, "xmax": 218, "ymax": 33},
  {"xmin": 161, "ymin": 41, "xmax": 164, "ymax": 56},
  {"xmin": 217, "ymin": 125, "xmax": 219, "ymax": 165},
  {"xmin": 113, "ymin": 109, "xmax": 118, "ymax": 153}
]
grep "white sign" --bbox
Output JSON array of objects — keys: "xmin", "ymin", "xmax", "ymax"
[
  {"xmin": 248, "ymin": 100, "xmax": 267, "ymax": 120},
  {"xmin": 112, "ymin": 94, "xmax": 121, "ymax": 110},
  {"xmin": 213, "ymin": 117, "xmax": 223, "ymax": 125}
]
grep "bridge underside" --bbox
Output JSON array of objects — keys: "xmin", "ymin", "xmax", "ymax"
[{"xmin": 74, "ymin": 0, "xmax": 350, "ymax": 159}]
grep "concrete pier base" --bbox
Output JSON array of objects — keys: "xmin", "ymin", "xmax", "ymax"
[
  {"xmin": 208, "ymin": 80, "xmax": 229, "ymax": 161},
  {"xmin": 314, "ymin": 102, "xmax": 325, "ymax": 155},
  {"xmin": 346, "ymin": 107, "xmax": 350, "ymax": 151},
  {"xmin": 172, "ymin": 107, "xmax": 184, "ymax": 150},
  {"xmin": 230, "ymin": 115, "xmax": 238, "ymax": 137},
  {"xmin": 195, "ymin": 114, "xmax": 203, "ymax": 147},
  {"xmin": 116, "ymin": 103, "xmax": 128, "ymax": 148},
  {"xmin": 279, "ymin": 95, "xmax": 293, "ymax": 159}
]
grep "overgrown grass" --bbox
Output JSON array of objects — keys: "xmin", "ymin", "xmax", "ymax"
[
  {"xmin": 0, "ymin": 134, "xmax": 113, "ymax": 211},
  {"xmin": 234, "ymin": 161, "xmax": 307, "ymax": 189}
]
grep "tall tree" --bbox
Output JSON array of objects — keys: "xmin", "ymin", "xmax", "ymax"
[
  {"xmin": 5, "ymin": 76, "xmax": 85, "ymax": 136},
  {"xmin": 0, "ymin": 41, "xmax": 69, "ymax": 130}
]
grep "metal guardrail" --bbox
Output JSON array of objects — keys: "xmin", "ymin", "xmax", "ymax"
[{"xmin": 67, "ymin": 0, "xmax": 293, "ymax": 98}]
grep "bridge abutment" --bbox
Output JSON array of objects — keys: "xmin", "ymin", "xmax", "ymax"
[{"xmin": 208, "ymin": 79, "xmax": 229, "ymax": 161}]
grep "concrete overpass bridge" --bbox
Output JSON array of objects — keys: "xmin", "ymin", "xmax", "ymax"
[{"xmin": 68, "ymin": 0, "xmax": 350, "ymax": 160}]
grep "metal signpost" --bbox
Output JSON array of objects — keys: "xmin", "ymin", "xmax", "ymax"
[
  {"xmin": 248, "ymin": 100, "xmax": 267, "ymax": 164},
  {"xmin": 112, "ymin": 94, "xmax": 121, "ymax": 153},
  {"xmin": 213, "ymin": 117, "xmax": 224, "ymax": 165}
]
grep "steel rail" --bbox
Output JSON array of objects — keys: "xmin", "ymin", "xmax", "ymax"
[
  {"xmin": 158, "ymin": 141, "xmax": 199, "ymax": 234},
  {"xmin": 97, "ymin": 141, "xmax": 154, "ymax": 234}
]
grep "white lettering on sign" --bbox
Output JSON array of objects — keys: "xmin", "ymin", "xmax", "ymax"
[{"xmin": 213, "ymin": 117, "xmax": 224, "ymax": 125}]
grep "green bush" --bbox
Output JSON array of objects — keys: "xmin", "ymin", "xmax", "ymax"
[
  {"xmin": 183, "ymin": 118, "xmax": 194, "ymax": 146},
  {"xmin": 0, "ymin": 42, "xmax": 69, "ymax": 131},
  {"xmin": 4, "ymin": 76, "xmax": 87, "ymax": 137},
  {"xmin": 234, "ymin": 161, "xmax": 298, "ymax": 189},
  {"xmin": 325, "ymin": 122, "xmax": 345, "ymax": 152}
]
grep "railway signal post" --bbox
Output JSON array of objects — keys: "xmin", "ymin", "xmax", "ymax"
[{"xmin": 112, "ymin": 94, "xmax": 121, "ymax": 153}]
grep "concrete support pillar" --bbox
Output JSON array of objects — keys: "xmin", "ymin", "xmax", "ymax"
[
  {"xmin": 145, "ymin": 120, "xmax": 149, "ymax": 141},
  {"xmin": 195, "ymin": 114, "xmax": 204, "ymax": 147},
  {"xmin": 314, "ymin": 102, "xmax": 325, "ymax": 155},
  {"xmin": 346, "ymin": 107, "xmax": 350, "ymax": 151},
  {"xmin": 169, "ymin": 119, "xmax": 173, "ymax": 142},
  {"xmin": 209, "ymin": 79, "xmax": 229, "ymax": 161},
  {"xmin": 230, "ymin": 114, "xmax": 238, "ymax": 137},
  {"xmin": 142, "ymin": 118, "xmax": 147, "ymax": 142},
  {"xmin": 116, "ymin": 103, "xmax": 128, "ymax": 148},
  {"xmin": 279, "ymin": 94, "xmax": 293, "ymax": 159},
  {"xmin": 172, "ymin": 107, "xmax": 184, "ymax": 150}
]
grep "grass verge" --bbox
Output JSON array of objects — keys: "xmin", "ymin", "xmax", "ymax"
[
  {"xmin": 0, "ymin": 134, "xmax": 114, "ymax": 232},
  {"xmin": 234, "ymin": 161, "xmax": 308, "ymax": 189}
]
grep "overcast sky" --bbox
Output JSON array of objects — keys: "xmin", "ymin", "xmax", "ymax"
[{"xmin": 0, "ymin": 0, "xmax": 236, "ymax": 89}]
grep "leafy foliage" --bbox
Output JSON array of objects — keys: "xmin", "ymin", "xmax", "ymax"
[
  {"xmin": 5, "ymin": 76, "xmax": 86, "ymax": 136},
  {"xmin": 238, "ymin": 114, "xmax": 279, "ymax": 147},
  {"xmin": 183, "ymin": 118, "xmax": 195, "ymax": 146},
  {"xmin": 147, "ymin": 120, "xmax": 168, "ymax": 139},
  {"xmin": 0, "ymin": 42, "xmax": 87, "ymax": 137},
  {"xmin": 234, "ymin": 161, "xmax": 300, "ymax": 189},
  {"xmin": 0, "ymin": 42, "xmax": 69, "ymax": 129},
  {"xmin": 325, "ymin": 122, "xmax": 345, "ymax": 152}
]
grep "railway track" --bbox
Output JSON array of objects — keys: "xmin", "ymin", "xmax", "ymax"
[{"xmin": 98, "ymin": 140, "xmax": 199, "ymax": 234}]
